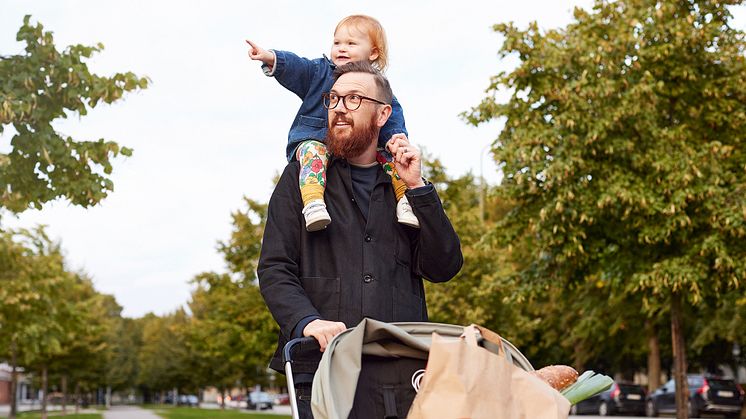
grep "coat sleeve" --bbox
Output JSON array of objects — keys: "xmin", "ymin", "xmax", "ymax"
[
  {"xmin": 270, "ymin": 50, "xmax": 318, "ymax": 100},
  {"xmin": 258, "ymin": 163, "xmax": 321, "ymax": 339},
  {"xmin": 406, "ymin": 185, "xmax": 463, "ymax": 283},
  {"xmin": 378, "ymin": 94, "xmax": 408, "ymax": 144}
]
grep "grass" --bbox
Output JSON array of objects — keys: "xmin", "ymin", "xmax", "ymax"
[
  {"xmin": 14, "ymin": 414, "xmax": 102, "ymax": 419},
  {"xmin": 151, "ymin": 406, "xmax": 290, "ymax": 419}
]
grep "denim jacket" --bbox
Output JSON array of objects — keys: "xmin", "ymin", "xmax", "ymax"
[{"xmin": 263, "ymin": 50, "xmax": 408, "ymax": 161}]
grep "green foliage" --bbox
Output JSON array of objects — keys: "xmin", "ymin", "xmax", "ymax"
[
  {"xmin": 0, "ymin": 227, "xmax": 73, "ymax": 366},
  {"xmin": 217, "ymin": 198, "xmax": 268, "ymax": 283},
  {"xmin": 0, "ymin": 15, "xmax": 148, "ymax": 212},
  {"xmin": 186, "ymin": 198, "xmax": 276, "ymax": 389},
  {"xmin": 466, "ymin": 0, "xmax": 746, "ymax": 305},
  {"xmin": 137, "ymin": 311, "xmax": 193, "ymax": 393},
  {"xmin": 459, "ymin": 1, "xmax": 746, "ymax": 387}
]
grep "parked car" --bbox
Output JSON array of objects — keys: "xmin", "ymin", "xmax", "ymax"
[
  {"xmin": 246, "ymin": 391, "xmax": 273, "ymax": 410},
  {"xmin": 646, "ymin": 375, "xmax": 744, "ymax": 418},
  {"xmin": 273, "ymin": 393, "xmax": 290, "ymax": 405},
  {"xmin": 570, "ymin": 381, "xmax": 646, "ymax": 416},
  {"xmin": 178, "ymin": 394, "xmax": 199, "ymax": 407}
]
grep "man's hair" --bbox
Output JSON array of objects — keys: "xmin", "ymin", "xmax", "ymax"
[{"xmin": 332, "ymin": 61, "xmax": 393, "ymax": 105}]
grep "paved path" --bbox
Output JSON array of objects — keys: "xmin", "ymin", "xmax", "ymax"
[{"xmin": 104, "ymin": 406, "xmax": 162, "ymax": 419}]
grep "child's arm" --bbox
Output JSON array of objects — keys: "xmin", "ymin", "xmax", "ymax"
[
  {"xmin": 379, "ymin": 95, "xmax": 408, "ymax": 146},
  {"xmin": 246, "ymin": 40, "xmax": 317, "ymax": 99},
  {"xmin": 246, "ymin": 39, "xmax": 275, "ymax": 69}
]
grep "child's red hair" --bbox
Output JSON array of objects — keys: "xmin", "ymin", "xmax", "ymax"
[{"xmin": 335, "ymin": 15, "xmax": 389, "ymax": 72}]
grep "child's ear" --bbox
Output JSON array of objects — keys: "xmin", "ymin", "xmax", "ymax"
[{"xmin": 369, "ymin": 47, "xmax": 380, "ymax": 62}]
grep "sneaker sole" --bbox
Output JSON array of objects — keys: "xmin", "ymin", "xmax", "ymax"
[
  {"xmin": 397, "ymin": 216, "xmax": 420, "ymax": 228},
  {"xmin": 306, "ymin": 216, "xmax": 331, "ymax": 232}
]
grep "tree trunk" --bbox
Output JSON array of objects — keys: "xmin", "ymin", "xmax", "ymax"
[
  {"xmin": 74, "ymin": 382, "xmax": 80, "ymax": 414},
  {"xmin": 9, "ymin": 342, "xmax": 18, "ymax": 419},
  {"xmin": 41, "ymin": 366, "xmax": 48, "ymax": 419},
  {"xmin": 671, "ymin": 293, "xmax": 689, "ymax": 419},
  {"xmin": 61, "ymin": 375, "xmax": 68, "ymax": 415},
  {"xmin": 220, "ymin": 388, "xmax": 226, "ymax": 410},
  {"xmin": 646, "ymin": 319, "xmax": 662, "ymax": 391},
  {"xmin": 572, "ymin": 340, "xmax": 586, "ymax": 372},
  {"xmin": 106, "ymin": 386, "xmax": 111, "ymax": 408},
  {"xmin": 172, "ymin": 386, "xmax": 178, "ymax": 407}
]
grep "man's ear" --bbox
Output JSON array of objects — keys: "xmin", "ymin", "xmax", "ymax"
[{"xmin": 376, "ymin": 104, "xmax": 392, "ymax": 127}]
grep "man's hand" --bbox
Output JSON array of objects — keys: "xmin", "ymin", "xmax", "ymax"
[
  {"xmin": 303, "ymin": 319, "xmax": 347, "ymax": 352},
  {"xmin": 245, "ymin": 39, "xmax": 275, "ymax": 68},
  {"xmin": 387, "ymin": 134, "xmax": 425, "ymax": 189}
]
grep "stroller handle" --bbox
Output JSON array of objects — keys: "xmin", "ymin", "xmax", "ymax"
[
  {"xmin": 283, "ymin": 337, "xmax": 321, "ymax": 419},
  {"xmin": 282, "ymin": 336, "xmax": 320, "ymax": 364}
]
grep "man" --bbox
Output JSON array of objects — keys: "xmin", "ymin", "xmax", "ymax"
[{"xmin": 258, "ymin": 61, "xmax": 462, "ymax": 417}]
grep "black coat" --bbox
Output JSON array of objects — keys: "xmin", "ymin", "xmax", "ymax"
[{"xmin": 258, "ymin": 158, "xmax": 463, "ymax": 373}]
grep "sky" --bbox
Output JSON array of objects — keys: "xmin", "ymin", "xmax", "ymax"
[{"xmin": 2, "ymin": 1, "xmax": 744, "ymax": 317}]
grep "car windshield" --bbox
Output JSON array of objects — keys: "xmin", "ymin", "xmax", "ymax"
[{"xmin": 688, "ymin": 376, "xmax": 704, "ymax": 387}]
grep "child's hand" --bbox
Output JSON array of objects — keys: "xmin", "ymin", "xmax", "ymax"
[{"xmin": 245, "ymin": 40, "xmax": 275, "ymax": 67}]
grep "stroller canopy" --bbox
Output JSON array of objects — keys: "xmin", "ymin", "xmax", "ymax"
[{"xmin": 311, "ymin": 318, "xmax": 534, "ymax": 419}]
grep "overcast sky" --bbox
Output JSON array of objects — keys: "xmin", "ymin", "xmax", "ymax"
[{"xmin": 3, "ymin": 1, "xmax": 744, "ymax": 317}]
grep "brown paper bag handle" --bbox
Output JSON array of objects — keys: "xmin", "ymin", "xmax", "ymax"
[{"xmin": 461, "ymin": 324, "xmax": 506, "ymax": 356}]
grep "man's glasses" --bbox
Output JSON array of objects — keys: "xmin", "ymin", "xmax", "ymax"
[{"xmin": 322, "ymin": 92, "xmax": 388, "ymax": 111}]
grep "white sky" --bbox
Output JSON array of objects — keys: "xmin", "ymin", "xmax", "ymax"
[{"xmin": 2, "ymin": 1, "xmax": 743, "ymax": 317}]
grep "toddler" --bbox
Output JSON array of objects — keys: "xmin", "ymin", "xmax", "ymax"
[{"xmin": 246, "ymin": 15, "xmax": 419, "ymax": 231}]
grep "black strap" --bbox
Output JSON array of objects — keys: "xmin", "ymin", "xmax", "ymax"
[{"xmin": 382, "ymin": 385, "xmax": 398, "ymax": 419}]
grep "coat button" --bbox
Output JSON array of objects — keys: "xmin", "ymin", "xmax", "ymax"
[
  {"xmin": 365, "ymin": 235, "xmax": 372, "ymax": 242},
  {"xmin": 363, "ymin": 274, "xmax": 373, "ymax": 283}
]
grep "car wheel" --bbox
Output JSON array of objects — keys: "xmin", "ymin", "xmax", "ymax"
[
  {"xmin": 646, "ymin": 400, "xmax": 658, "ymax": 417},
  {"xmin": 598, "ymin": 401, "xmax": 609, "ymax": 416},
  {"xmin": 569, "ymin": 404, "xmax": 578, "ymax": 415}
]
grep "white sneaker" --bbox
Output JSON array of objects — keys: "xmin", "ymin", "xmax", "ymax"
[
  {"xmin": 396, "ymin": 195, "xmax": 420, "ymax": 228},
  {"xmin": 302, "ymin": 200, "xmax": 331, "ymax": 232}
]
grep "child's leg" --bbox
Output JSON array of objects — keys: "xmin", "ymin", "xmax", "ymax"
[
  {"xmin": 297, "ymin": 140, "xmax": 331, "ymax": 231},
  {"xmin": 376, "ymin": 149, "xmax": 407, "ymax": 201},
  {"xmin": 376, "ymin": 149, "xmax": 420, "ymax": 228}
]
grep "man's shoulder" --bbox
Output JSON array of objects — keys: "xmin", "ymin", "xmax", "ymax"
[{"xmin": 274, "ymin": 161, "xmax": 301, "ymax": 188}]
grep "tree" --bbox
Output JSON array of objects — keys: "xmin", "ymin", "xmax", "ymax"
[
  {"xmin": 0, "ymin": 227, "xmax": 76, "ymax": 419},
  {"xmin": 0, "ymin": 15, "xmax": 147, "ymax": 213},
  {"xmin": 187, "ymin": 272, "xmax": 276, "ymax": 406},
  {"xmin": 186, "ymin": 198, "xmax": 277, "ymax": 402},
  {"xmin": 136, "ymin": 311, "xmax": 193, "ymax": 403},
  {"xmin": 465, "ymin": 1, "xmax": 746, "ymax": 417}
]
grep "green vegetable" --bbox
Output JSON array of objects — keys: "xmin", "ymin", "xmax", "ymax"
[{"xmin": 560, "ymin": 370, "xmax": 614, "ymax": 405}]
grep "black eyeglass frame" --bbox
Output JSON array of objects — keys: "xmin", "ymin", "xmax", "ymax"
[{"xmin": 322, "ymin": 92, "xmax": 388, "ymax": 111}]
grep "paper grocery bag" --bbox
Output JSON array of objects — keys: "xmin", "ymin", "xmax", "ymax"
[{"xmin": 407, "ymin": 324, "xmax": 570, "ymax": 419}]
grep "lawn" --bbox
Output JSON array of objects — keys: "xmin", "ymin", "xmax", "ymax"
[
  {"xmin": 13, "ymin": 414, "xmax": 102, "ymax": 419},
  {"xmin": 151, "ymin": 406, "xmax": 290, "ymax": 419}
]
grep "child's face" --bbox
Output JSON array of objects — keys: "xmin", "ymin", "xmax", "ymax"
[{"xmin": 331, "ymin": 25, "xmax": 379, "ymax": 67}]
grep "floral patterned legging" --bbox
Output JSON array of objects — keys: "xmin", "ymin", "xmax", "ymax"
[{"xmin": 296, "ymin": 140, "xmax": 404, "ymax": 208}]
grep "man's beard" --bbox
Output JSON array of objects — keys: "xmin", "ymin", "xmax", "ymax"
[{"xmin": 327, "ymin": 112, "xmax": 379, "ymax": 159}]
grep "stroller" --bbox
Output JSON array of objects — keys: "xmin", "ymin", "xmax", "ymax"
[{"xmin": 283, "ymin": 318, "xmax": 535, "ymax": 419}]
